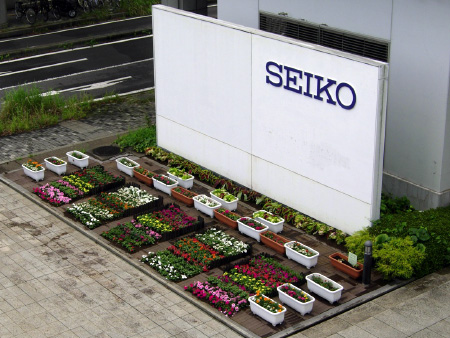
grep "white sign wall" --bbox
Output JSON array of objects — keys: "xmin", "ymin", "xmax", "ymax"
[{"xmin": 153, "ymin": 5, "xmax": 388, "ymax": 234}]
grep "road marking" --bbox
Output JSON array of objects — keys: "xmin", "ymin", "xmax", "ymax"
[
  {"xmin": 0, "ymin": 35, "xmax": 152, "ymax": 66},
  {"xmin": 0, "ymin": 58, "xmax": 153, "ymax": 91},
  {"xmin": 0, "ymin": 58, "xmax": 88, "ymax": 77},
  {"xmin": 93, "ymin": 87, "xmax": 155, "ymax": 101},
  {"xmin": 42, "ymin": 77, "xmax": 132, "ymax": 96},
  {"xmin": 0, "ymin": 16, "xmax": 152, "ymax": 44}
]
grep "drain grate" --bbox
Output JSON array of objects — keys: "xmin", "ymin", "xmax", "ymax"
[{"xmin": 92, "ymin": 145, "xmax": 121, "ymax": 157}]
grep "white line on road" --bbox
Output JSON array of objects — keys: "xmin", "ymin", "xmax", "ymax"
[
  {"xmin": 42, "ymin": 77, "xmax": 133, "ymax": 96},
  {"xmin": 0, "ymin": 35, "xmax": 152, "ymax": 65},
  {"xmin": 0, "ymin": 58, "xmax": 153, "ymax": 91},
  {"xmin": 0, "ymin": 58, "xmax": 88, "ymax": 77},
  {"xmin": 0, "ymin": 16, "xmax": 152, "ymax": 44}
]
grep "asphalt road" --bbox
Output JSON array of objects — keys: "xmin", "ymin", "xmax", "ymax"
[{"xmin": 0, "ymin": 33, "xmax": 153, "ymax": 101}]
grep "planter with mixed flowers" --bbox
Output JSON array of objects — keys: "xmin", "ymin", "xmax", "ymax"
[
  {"xmin": 116, "ymin": 157, "xmax": 140, "ymax": 177},
  {"xmin": 167, "ymin": 167, "xmax": 194, "ymax": 189},
  {"xmin": 237, "ymin": 217, "xmax": 268, "ymax": 242},
  {"xmin": 22, "ymin": 159, "xmax": 45, "ymax": 181},
  {"xmin": 44, "ymin": 156, "xmax": 67, "ymax": 175},
  {"xmin": 152, "ymin": 174, "xmax": 178, "ymax": 195},
  {"xmin": 253, "ymin": 210, "xmax": 284, "ymax": 233},
  {"xmin": 171, "ymin": 186, "xmax": 198, "ymax": 206},
  {"xmin": 249, "ymin": 291, "xmax": 286, "ymax": 326},
  {"xmin": 210, "ymin": 188, "xmax": 238, "ymax": 211},
  {"xmin": 277, "ymin": 283, "xmax": 315, "ymax": 315},
  {"xmin": 284, "ymin": 241, "xmax": 319, "ymax": 269},
  {"xmin": 306, "ymin": 273, "xmax": 343, "ymax": 304},
  {"xmin": 66, "ymin": 150, "xmax": 89, "ymax": 168},
  {"xmin": 193, "ymin": 194, "xmax": 221, "ymax": 217},
  {"xmin": 260, "ymin": 231, "xmax": 290, "ymax": 254},
  {"xmin": 133, "ymin": 167, "xmax": 155, "ymax": 186},
  {"xmin": 213, "ymin": 208, "xmax": 240, "ymax": 229}
]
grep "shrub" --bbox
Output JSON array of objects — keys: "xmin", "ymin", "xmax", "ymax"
[
  {"xmin": 345, "ymin": 228, "xmax": 375, "ymax": 262},
  {"xmin": 373, "ymin": 236, "xmax": 426, "ymax": 280},
  {"xmin": 114, "ymin": 125, "xmax": 156, "ymax": 152}
]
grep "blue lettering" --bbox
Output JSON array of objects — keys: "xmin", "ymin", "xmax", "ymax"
[
  {"xmin": 336, "ymin": 82, "xmax": 357, "ymax": 110},
  {"xmin": 283, "ymin": 66, "xmax": 302, "ymax": 94},
  {"xmin": 314, "ymin": 75, "xmax": 336, "ymax": 105},
  {"xmin": 266, "ymin": 61, "xmax": 283, "ymax": 87},
  {"xmin": 303, "ymin": 72, "xmax": 314, "ymax": 98}
]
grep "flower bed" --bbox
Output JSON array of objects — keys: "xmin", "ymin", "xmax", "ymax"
[
  {"xmin": 33, "ymin": 184, "xmax": 72, "ymax": 206},
  {"xmin": 136, "ymin": 205, "xmax": 204, "ymax": 241},
  {"xmin": 101, "ymin": 219, "xmax": 162, "ymax": 253},
  {"xmin": 67, "ymin": 185, "xmax": 161, "ymax": 229},
  {"xmin": 185, "ymin": 277, "xmax": 249, "ymax": 317},
  {"xmin": 141, "ymin": 250, "xmax": 203, "ymax": 281},
  {"xmin": 196, "ymin": 228, "xmax": 249, "ymax": 257}
]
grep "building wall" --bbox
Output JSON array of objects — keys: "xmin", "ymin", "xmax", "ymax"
[
  {"xmin": 217, "ymin": 0, "xmax": 259, "ymax": 29},
  {"xmin": 218, "ymin": 0, "xmax": 450, "ymax": 210},
  {"xmin": 153, "ymin": 5, "xmax": 388, "ymax": 234}
]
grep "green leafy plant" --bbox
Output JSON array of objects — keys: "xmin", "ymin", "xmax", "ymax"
[
  {"xmin": 114, "ymin": 125, "xmax": 156, "ymax": 152},
  {"xmin": 373, "ymin": 236, "xmax": 426, "ymax": 280}
]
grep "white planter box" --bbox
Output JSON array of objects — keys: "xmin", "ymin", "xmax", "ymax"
[
  {"xmin": 168, "ymin": 172, "xmax": 194, "ymax": 189},
  {"xmin": 277, "ymin": 283, "xmax": 315, "ymax": 315},
  {"xmin": 210, "ymin": 192, "xmax": 238, "ymax": 211},
  {"xmin": 22, "ymin": 165, "xmax": 45, "ymax": 182},
  {"xmin": 237, "ymin": 217, "xmax": 268, "ymax": 242},
  {"xmin": 193, "ymin": 195, "xmax": 221, "ymax": 218},
  {"xmin": 249, "ymin": 295, "xmax": 286, "ymax": 326},
  {"xmin": 116, "ymin": 157, "xmax": 140, "ymax": 177},
  {"xmin": 306, "ymin": 273, "xmax": 343, "ymax": 304},
  {"xmin": 285, "ymin": 241, "xmax": 319, "ymax": 269},
  {"xmin": 152, "ymin": 175, "xmax": 178, "ymax": 195},
  {"xmin": 44, "ymin": 157, "xmax": 67, "ymax": 175},
  {"xmin": 66, "ymin": 151, "xmax": 89, "ymax": 168},
  {"xmin": 253, "ymin": 210, "xmax": 284, "ymax": 233}
]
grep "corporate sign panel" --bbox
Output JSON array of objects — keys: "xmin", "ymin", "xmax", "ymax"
[{"xmin": 153, "ymin": 6, "xmax": 388, "ymax": 234}]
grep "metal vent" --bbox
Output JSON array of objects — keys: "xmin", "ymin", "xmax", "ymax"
[{"xmin": 260, "ymin": 12, "xmax": 389, "ymax": 62}]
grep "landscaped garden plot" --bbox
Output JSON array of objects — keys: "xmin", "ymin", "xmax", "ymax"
[
  {"xmin": 33, "ymin": 165, "xmax": 125, "ymax": 206},
  {"xmin": 67, "ymin": 184, "xmax": 161, "ymax": 229}
]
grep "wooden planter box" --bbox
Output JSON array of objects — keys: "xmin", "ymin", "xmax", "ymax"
[
  {"xmin": 260, "ymin": 231, "xmax": 290, "ymax": 255},
  {"xmin": 213, "ymin": 209, "xmax": 240, "ymax": 229},
  {"xmin": 171, "ymin": 187, "xmax": 197, "ymax": 206},
  {"xmin": 329, "ymin": 252, "xmax": 363, "ymax": 279}
]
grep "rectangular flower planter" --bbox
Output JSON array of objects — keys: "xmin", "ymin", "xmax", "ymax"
[
  {"xmin": 306, "ymin": 273, "xmax": 343, "ymax": 304},
  {"xmin": 116, "ymin": 157, "xmax": 140, "ymax": 177},
  {"xmin": 249, "ymin": 295, "xmax": 286, "ymax": 326},
  {"xmin": 133, "ymin": 168, "xmax": 154, "ymax": 187},
  {"xmin": 260, "ymin": 231, "xmax": 289, "ymax": 254},
  {"xmin": 237, "ymin": 217, "xmax": 268, "ymax": 242},
  {"xmin": 329, "ymin": 252, "xmax": 364, "ymax": 279},
  {"xmin": 66, "ymin": 151, "xmax": 89, "ymax": 168},
  {"xmin": 210, "ymin": 192, "xmax": 238, "ymax": 211},
  {"xmin": 171, "ymin": 187, "xmax": 197, "ymax": 206},
  {"xmin": 285, "ymin": 241, "xmax": 319, "ymax": 269},
  {"xmin": 253, "ymin": 210, "xmax": 284, "ymax": 233},
  {"xmin": 152, "ymin": 175, "xmax": 178, "ymax": 195},
  {"xmin": 213, "ymin": 209, "xmax": 240, "ymax": 229},
  {"xmin": 168, "ymin": 172, "xmax": 194, "ymax": 189},
  {"xmin": 22, "ymin": 165, "xmax": 45, "ymax": 182},
  {"xmin": 277, "ymin": 283, "xmax": 315, "ymax": 315},
  {"xmin": 193, "ymin": 195, "xmax": 221, "ymax": 218},
  {"xmin": 44, "ymin": 157, "xmax": 67, "ymax": 175}
]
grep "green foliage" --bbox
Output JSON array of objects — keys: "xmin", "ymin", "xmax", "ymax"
[
  {"xmin": 371, "ymin": 205, "xmax": 450, "ymax": 276},
  {"xmin": 0, "ymin": 86, "xmax": 93, "ymax": 136},
  {"xmin": 114, "ymin": 125, "xmax": 156, "ymax": 152},
  {"xmin": 345, "ymin": 228, "xmax": 375, "ymax": 261},
  {"xmin": 120, "ymin": 0, "xmax": 161, "ymax": 16},
  {"xmin": 373, "ymin": 236, "xmax": 426, "ymax": 280},
  {"xmin": 380, "ymin": 193, "xmax": 414, "ymax": 217}
]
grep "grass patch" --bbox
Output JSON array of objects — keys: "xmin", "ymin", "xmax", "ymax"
[
  {"xmin": 114, "ymin": 125, "xmax": 156, "ymax": 152},
  {"xmin": 120, "ymin": 0, "xmax": 161, "ymax": 17},
  {"xmin": 0, "ymin": 86, "xmax": 94, "ymax": 136}
]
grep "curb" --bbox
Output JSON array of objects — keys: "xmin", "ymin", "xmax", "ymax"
[{"xmin": 0, "ymin": 160, "xmax": 416, "ymax": 337}]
